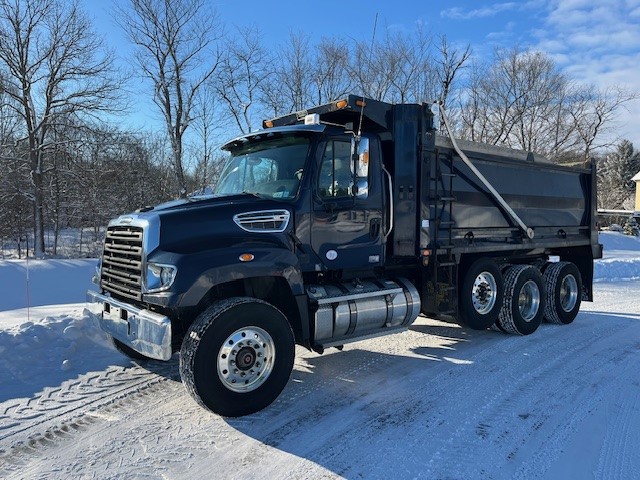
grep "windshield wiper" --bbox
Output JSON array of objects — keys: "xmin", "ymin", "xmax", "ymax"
[{"xmin": 241, "ymin": 191, "xmax": 266, "ymax": 199}]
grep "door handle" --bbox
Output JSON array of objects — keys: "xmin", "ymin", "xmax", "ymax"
[{"xmin": 369, "ymin": 218, "xmax": 381, "ymax": 239}]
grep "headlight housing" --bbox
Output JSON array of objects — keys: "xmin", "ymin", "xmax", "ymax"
[{"xmin": 145, "ymin": 263, "xmax": 177, "ymax": 293}]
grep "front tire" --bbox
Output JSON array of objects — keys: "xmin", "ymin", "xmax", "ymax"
[
  {"xmin": 497, "ymin": 265, "xmax": 545, "ymax": 335},
  {"xmin": 458, "ymin": 258, "xmax": 504, "ymax": 330},
  {"xmin": 180, "ymin": 297, "xmax": 295, "ymax": 417},
  {"xmin": 543, "ymin": 261, "xmax": 582, "ymax": 324}
]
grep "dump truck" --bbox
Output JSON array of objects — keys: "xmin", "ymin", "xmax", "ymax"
[{"xmin": 87, "ymin": 95, "xmax": 602, "ymax": 416}]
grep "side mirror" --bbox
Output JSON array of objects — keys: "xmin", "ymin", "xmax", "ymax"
[{"xmin": 352, "ymin": 137, "xmax": 370, "ymax": 199}]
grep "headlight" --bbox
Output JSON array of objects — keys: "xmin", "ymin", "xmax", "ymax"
[{"xmin": 145, "ymin": 263, "xmax": 177, "ymax": 292}]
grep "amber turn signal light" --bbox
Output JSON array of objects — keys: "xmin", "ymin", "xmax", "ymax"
[{"xmin": 239, "ymin": 253, "xmax": 255, "ymax": 262}]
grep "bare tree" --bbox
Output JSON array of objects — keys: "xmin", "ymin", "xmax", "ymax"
[
  {"xmin": 216, "ymin": 25, "xmax": 269, "ymax": 134},
  {"xmin": 435, "ymin": 35, "xmax": 471, "ymax": 109},
  {"xmin": 570, "ymin": 85, "xmax": 638, "ymax": 160},
  {"xmin": 0, "ymin": 0, "xmax": 120, "ymax": 258},
  {"xmin": 384, "ymin": 31, "xmax": 423, "ymax": 103},
  {"xmin": 459, "ymin": 48, "xmax": 578, "ymax": 157},
  {"xmin": 312, "ymin": 37, "xmax": 352, "ymax": 105},
  {"xmin": 118, "ymin": 0, "xmax": 221, "ymax": 198},
  {"xmin": 189, "ymin": 84, "xmax": 225, "ymax": 191},
  {"xmin": 259, "ymin": 32, "xmax": 312, "ymax": 117},
  {"xmin": 348, "ymin": 36, "xmax": 397, "ymax": 101},
  {"xmin": 281, "ymin": 32, "xmax": 313, "ymax": 112}
]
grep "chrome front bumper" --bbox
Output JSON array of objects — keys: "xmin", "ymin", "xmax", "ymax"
[{"xmin": 86, "ymin": 290, "xmax": 172, "ymax": 361}]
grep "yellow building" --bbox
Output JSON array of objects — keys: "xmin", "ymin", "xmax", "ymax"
[{"xmin": 634, "ymin": 171, "xmax": 640, "ymax": 215}]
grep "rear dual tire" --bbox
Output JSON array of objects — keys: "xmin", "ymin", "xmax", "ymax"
[
  {"xmin": 460, "ymin": 258, "xmax": 582, "ymax": 335},
  {"xmin": 496, "ymin": 265, "xmax": 545, "ymax": 336},
  {"xmin": 543, "ymin": 261, "xmax": 582, "ymax": 325}
]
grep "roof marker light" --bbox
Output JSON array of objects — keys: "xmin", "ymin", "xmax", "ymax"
[
  {"xmin": 304, "ymin": 113, "xmax": 320, "ymax": 125},
  {"xmin": 335, "ymin": 99, "xmax": 348, "ymax": 109}
]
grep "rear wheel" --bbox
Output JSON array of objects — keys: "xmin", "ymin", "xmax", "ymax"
[
  {"xmin": 543, "ymin": 261, "xmax": 582, "ymax": 324},
  {"xmin": 180, "ymin": 297, "xmax": 295, "ymax": 417},
  {"xmin": 497, "ymin": 265, "xmax": 545, "ymax": 335},
  {"xmin": 458, "ymin": 258, "xmax": 504, "ymax": 330}
]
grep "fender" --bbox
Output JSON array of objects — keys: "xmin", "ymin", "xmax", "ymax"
[{"xmin": 144, "ymin": 245, "xmax": 305, "ymax": 308}]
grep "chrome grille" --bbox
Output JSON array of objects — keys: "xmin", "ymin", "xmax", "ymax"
[
  {"xmin": 233, "ymin": 210, "xmax": 290, "ymax": 233},
  {"xmin": 101, "ymin": 226, "xmax": 144, "ymax": 301}
]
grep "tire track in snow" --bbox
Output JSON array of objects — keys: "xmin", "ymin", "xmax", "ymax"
[
  {"xmin": 288, "ymin": 316, "xmax": 627, "ymax": 479},
  {"xmin": 512, "ymin": 328, "xmax": 640, "ymax": 479},
  {"xmin": 595, "ymin": 342, "xmax": 640, "ymax": 480},
  {"xmin": 0, "ymin": 359, "xmax": 180, "ymax": 475},
  {"xmin": 415, "ymin": 318, "xmax": 629, "ymax": 479}
]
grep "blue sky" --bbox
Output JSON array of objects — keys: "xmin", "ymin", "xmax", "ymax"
[{"xmin": 84, "ymin": 0, "xmax": 640, "ymax": 150}]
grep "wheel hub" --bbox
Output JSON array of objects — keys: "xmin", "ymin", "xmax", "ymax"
[
  {"xmin": 236, "ymin": 347, "xmax": 256, "ymax": 370},
  {"xmin": 560, "ymin": 274, "xmax": 578, "ymax": 312},
  {"xmin": 472, "ymin": 272, "xmax": 497, "ymax": 314},
  {"xmin": 217, "ymin": 327, "xmax": 275, "ymax": 393},
  {"xmin": 518, "ymin": 280, "xmax": 540, "ymax": 322}
]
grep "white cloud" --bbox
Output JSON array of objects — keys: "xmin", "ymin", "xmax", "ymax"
[
  {"xmin": 441, "ymin": 2, "xmax": 519, "ymax": 20},
  {"xmin": 441, "ymin": 0, "xmax": 545, "ymax": 20}
]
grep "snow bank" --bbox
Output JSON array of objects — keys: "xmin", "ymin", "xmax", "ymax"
[
  {"xmin": 0, "ymin": 259, "xmax": 97, "ymax": 311},
  {"xmin": 595, "ymin": 232, "xmax": 640, "ymax": 282},
  {"xmin": 0, "ymin": 306, "xmax": 123, "ymax": 402}
]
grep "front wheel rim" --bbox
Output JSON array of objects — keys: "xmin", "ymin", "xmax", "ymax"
[
  {"xmin": 217, "ymin": 326, "xmax": 275, "ymax": 393},
  {"xmin": 518, "ymin": 280, "xmax": 540, "ymax": 322},
  {"xmin": 560, "ymin": 274, "xmax": 578, "ymax": 312},
  {"xmin": 472, "ymin": 272, "xmax": 498, "ymax": 314}
]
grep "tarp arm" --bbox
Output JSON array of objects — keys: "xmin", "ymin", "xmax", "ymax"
[{"xmin": 437, "ymin": 102, "xmax": 535, "ymax": 240}]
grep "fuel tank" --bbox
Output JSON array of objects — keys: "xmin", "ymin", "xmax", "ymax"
[{"xmin": 306, "ymin": 278, "xmax": 421, "ymax": 346}]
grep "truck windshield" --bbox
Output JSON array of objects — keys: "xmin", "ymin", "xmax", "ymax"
[{"xmin": 215, "ymin": 135, "xmax": 310, "ymax": 200}]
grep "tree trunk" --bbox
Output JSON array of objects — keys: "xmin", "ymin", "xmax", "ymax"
[{"xmin": 31, "ymin": 159, "xmax": 46, "ymax": 259}]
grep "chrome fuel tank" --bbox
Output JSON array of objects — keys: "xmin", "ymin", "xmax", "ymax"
[{"xmin": 307, "ymin": 278, "xmax": 421, "ymax": 346}]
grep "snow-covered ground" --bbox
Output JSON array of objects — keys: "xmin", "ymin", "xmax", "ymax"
[{"xmin": 0, "ymin": 232, "xmax": 639, "ymax": 479}]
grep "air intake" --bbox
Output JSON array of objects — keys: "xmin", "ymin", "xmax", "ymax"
[{"xmin": 233, "ymin": 210, "xmax": 290, "ymax": 233}]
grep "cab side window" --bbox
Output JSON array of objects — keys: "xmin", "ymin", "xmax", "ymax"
[{"xmin": 318, "ymin": 140, "xmax": 353, "ymax": 198}]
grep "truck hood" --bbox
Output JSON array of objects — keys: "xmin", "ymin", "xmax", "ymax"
[{"xmin": 143, "ymin": 194, "xmax": 294, "ymax": 255}]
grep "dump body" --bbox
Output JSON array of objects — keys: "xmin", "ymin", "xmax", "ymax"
[{"xmin": 422, "ymin": 135, "xmax": 595, "ymax": 252}]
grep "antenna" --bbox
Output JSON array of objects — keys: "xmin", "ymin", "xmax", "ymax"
[
  {"xmin": 357, "ymin": 12, "xmax": 378, "ymax": 139},
  {"xmin": 26, "ymin": 252, "xmax": 30, "ymax": 322}
]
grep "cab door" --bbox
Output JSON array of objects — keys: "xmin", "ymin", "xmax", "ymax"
[{"xmin": 310, "ymin": 136, "xmax": 384, "ymax": 270}]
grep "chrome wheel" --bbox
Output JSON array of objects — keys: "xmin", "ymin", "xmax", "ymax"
[
  {"xmin": 217, "ymin": 326, "xmax": 275, "ymax": 393},
  {"xmin": 472, "ymin": 272, "xmax": 498, "ymax": 314},
  {"xmin": 560, "ymin": 274, "xmax": 578, "ymax": 313},
  {"xmin": 518, "ymin": 280, "xmax": 541, "ymax": 322}
]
